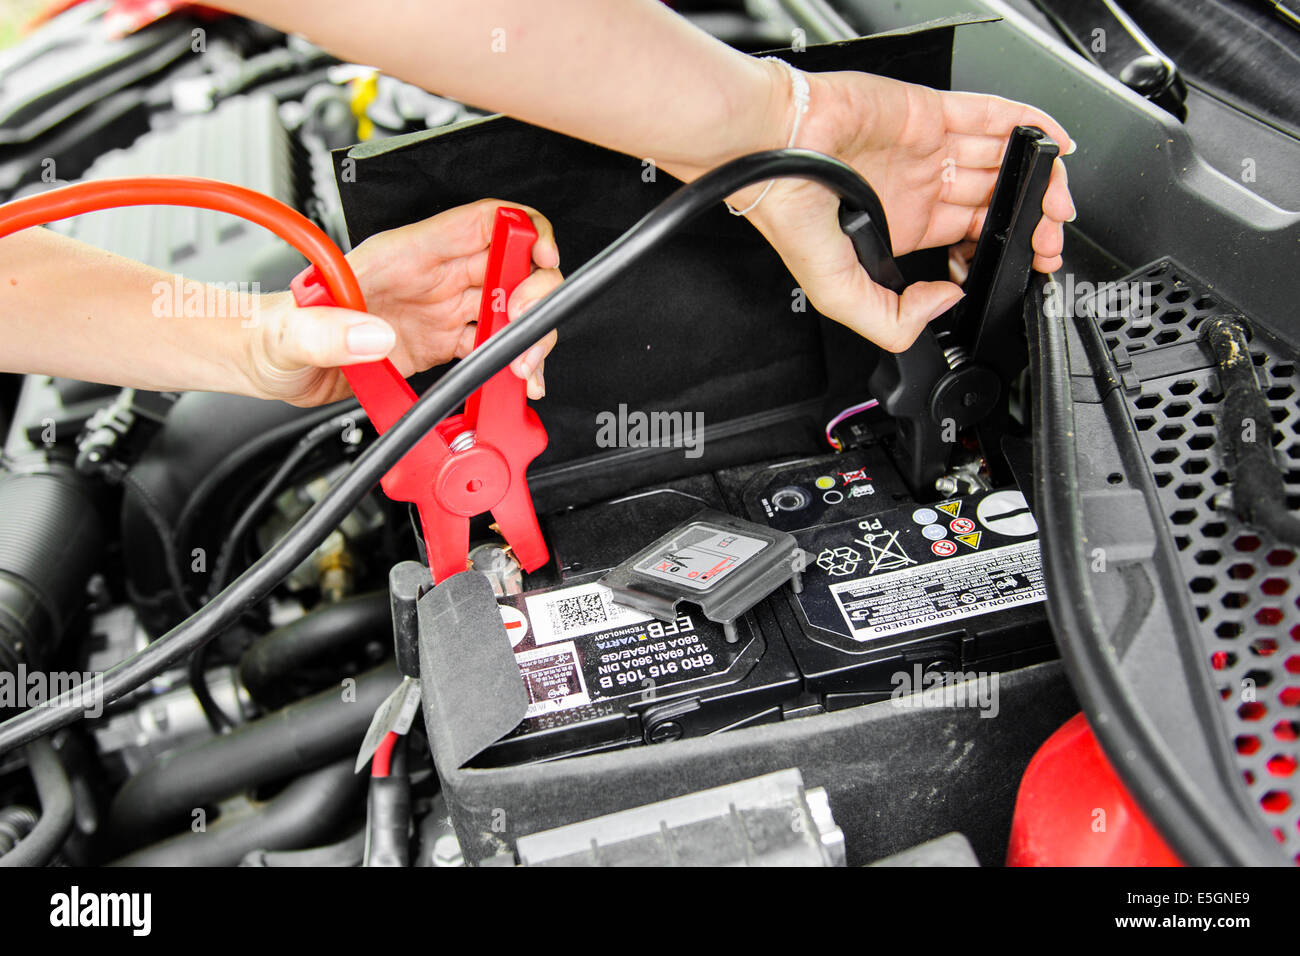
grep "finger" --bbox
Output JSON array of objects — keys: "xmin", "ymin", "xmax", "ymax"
[
  {"xmin": 453, "ymin": 321, "xmax": 478, "ymax": 360},
  {"xmin": 507, "ymin": 268, "xmax": 563, "ymax": 381},
  {"xmin": 916, "ymin": 202, "xmax": 983, "ymax": 249},
  {"xmin": 1034, "ymin": 253, "xmax": 1063, "ymax": 274},
  {"xmin": 946, "ymin": 133, "xmax": 1015, "ymax": 169},
  {"xmin": 940, "ymin": 91, "xmax": 1075, "ymax": 155},
  {"xmin": 822, "ymin": 278, "xmax": 965, "ymax": 353},
  {"xmin": 1042, "ymin": 156, "xmax": 1075, "ymax": 223},
  {"xmin": 1032, "ymin": 213, "xmax": 1065, "ymax": 261},
  {"xmin": 463, "ymin": 232, "xmax": 562, "ymax": 291},
  {"xmin": 948, "ymin": 240, "xmax": 978, "ymax": 284},
  {"xmin": 465, "ymin": 198, "xmax": 561, "ymax": 269},
  {"xmin": 526, "ymin": 360, "xmax": 546, "ymax": 401},
  {"xmin": 940, "ymin": 165, "xmax": 999, "ymax": 208},
  {"xmin": 266, "ymin": 305, "xmax": 395, "ymax": 368},
  {"xmin": 511, "ymin": 328, "xmax": 558, "ymax": 381},
  {"xmin": 810, "ymin": 256, "xmax": 965, "ymax": 352},
  {"xmin": 507, "ymin": 267, "xmax": 564, "ymax": 321}
]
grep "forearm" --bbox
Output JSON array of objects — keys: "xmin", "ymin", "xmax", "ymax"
[
  {"xmin": 0, "ymin": 229, "xmax": 258, "ymax": 395},
  {"xmin": 216, "ymin": 0, "xmax": 788, "ymax": 178}
]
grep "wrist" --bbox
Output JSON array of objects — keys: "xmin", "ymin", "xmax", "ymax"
[{"xmin": 661, "ymin": 55, "xmax": 792, "ymax": 185}]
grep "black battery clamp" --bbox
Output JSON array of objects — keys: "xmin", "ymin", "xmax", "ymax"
[{"xmin": 840, "ymin": 125, "xmax": 1059, "ymax": 497}]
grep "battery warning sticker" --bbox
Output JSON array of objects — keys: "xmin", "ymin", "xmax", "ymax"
[
  {"xmin": 633, "ymin": 523, "xmax": 768, "ymax": 591},
  {"xmin": 503, "ymin": 579, "xmax": 748, "ymax": 721},
  {"xmin": 793, "ymin": 489, "xmax": 1048, "ymax": 645},
  {"xmin": 831, "ymin": 539, "xmax": 1045, "ymax": 640},
  {"xmin": 515, "ymin": 642, "xmax": 589, "ymax": 717}
]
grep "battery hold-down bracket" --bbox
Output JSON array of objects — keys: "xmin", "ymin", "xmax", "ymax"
[{"xmin": 599, "ymin": 510, "xmax": 810, "ymax": 643}]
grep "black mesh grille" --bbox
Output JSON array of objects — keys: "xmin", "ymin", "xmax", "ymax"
[{"xmin": 1095, "ymin": 259, "xmax": 1300, "ymax": 862}]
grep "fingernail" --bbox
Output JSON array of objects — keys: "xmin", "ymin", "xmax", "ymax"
[
  {"xmin": 515, "ymin": 343, "xmax": 545, "ymax": 378},
  {"xmin": 1067, "ymin": 209, "xmax": 1078, "ymax": 223},
  {"xmin": 530, "ymin": 370, "xmax": 546, "ymax": 398},
  {"xmin": 508, "ymin": 297, "xmax": 531, "ymax": 321},
  {"xmin": 346, "ymin": 322, "xmax": 395, "ymax": 356},
  {"xmin": 1064, "ymin": 140, "xmax": 1077, "ymax": 156}
]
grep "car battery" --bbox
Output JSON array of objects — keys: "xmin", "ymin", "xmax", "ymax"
[
  {"xmin": 472, "ymin": 475, "xmax": 802, "ymax": 767},
  {"xmin": 718, "ymin": 447, "xmax": 1057, "ymax": 710}
]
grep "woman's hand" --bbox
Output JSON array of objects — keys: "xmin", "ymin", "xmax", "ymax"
[
  {"xmin": 674, "ymin": 66, "xmax": 1076, "ymax": 354},
  {"xmin": 243, "ymin": 199, "xmax": 563, "ymax": 406}
]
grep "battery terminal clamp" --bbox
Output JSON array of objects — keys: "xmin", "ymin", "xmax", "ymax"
[
  {"xmin": 843, "ymin": 126, "xmax": 1059, "ymax": 497},
  {"xmin": 600, "ymin": 511, "xmax": 810, "ymax": 643},
  {"xmin": 291, "ymin": 207, "xmax": 549, "ymax": 582}
]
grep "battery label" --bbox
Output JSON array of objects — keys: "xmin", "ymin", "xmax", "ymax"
[
  {"xmin": 832, "ymin": 539, "xmax": 1045, "ymax": 640},
  {"xmin": 502, "ymin": 579, "xmax": 748, "ymax": 721},
  {"xmin": 515, "ymin": 642, "xmax": 590, "ymax": 718},
  {"xmin": 524, "ymin": 581, "xmax": 652, "ymax": 645},
  {"xmin": 792, "ymin": 488, "xmax": 1048, "ymax": 647},
  {"xmin": 633, "ymin": 523, "xmax": 768, "ymax": 591}
]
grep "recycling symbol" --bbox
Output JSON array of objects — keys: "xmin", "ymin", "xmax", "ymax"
[{"xmin": 816, "ymin": 545, "xmax": 862, "ymax": 577}]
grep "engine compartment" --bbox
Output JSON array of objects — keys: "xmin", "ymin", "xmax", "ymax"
[{"xmin": 0, "ymin": 0, "xmax": 1296, "ymax": 873}]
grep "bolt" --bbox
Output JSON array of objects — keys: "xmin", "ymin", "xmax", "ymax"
[
  {"xmin": 647, "ymin": 721, "xmax": 682, "ymax": 743},
  {"xmin": 433, "ymin": 833, "xmax": 463, "ymax": 867}
]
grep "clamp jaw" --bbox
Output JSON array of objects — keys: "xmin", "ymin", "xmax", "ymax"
[
  {"xmin": 291, "ymin": 207, "xmax": 549, "ymax": 582},
  {"xmin": 840, "ymin": 126, "xmax": 1059, "ymax": 497}
]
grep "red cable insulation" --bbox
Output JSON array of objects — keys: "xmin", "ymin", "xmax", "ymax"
[
  {"xmin": 0, "ymin": 176, "xmax": 366, "ymax": 312},
  {"xmin": 371, "ymin": 730, "xmax": 399, "ymax": 778}
]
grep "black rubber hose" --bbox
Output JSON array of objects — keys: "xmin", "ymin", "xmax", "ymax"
[
  {"xmin": 0, "ymin": 149, "xmax": 893, "ymax": 756},
  {"xmin": 0, "ymin": 463, "xmax": 104, "ymax": 681},
  {"xmin": 0, "ymin": 738, "xmax": 74, "ymax": 867},
  {"xmin": 107, "ymin": 662, "xmax": 397, "ymax": 848},
  {"xmin": 0, "ymin": 806, "xmax": 38, "ymax": 854},
  {"xmin": 111, "ymin": 759, "xmax": 365, "ymax": 867},
  {"xmin": 238, "ymin": 590, "xmax": 391, "ymax": 708}
]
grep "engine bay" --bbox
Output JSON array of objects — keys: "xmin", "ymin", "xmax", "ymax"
[{"xmin": 0, "ymin": 0, "xmax": 1297, "ymax": 884}]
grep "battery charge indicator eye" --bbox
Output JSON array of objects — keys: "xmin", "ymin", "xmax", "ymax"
[
  {"xmin": 814, "ymin": 476, "xmax": 835, "ymax": 490},
  {"xmin": 773, "ymin": 486, "xmax": 811, "ymax": 511}
]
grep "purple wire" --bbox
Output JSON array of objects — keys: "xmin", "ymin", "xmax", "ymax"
[{"xmin": 825, "ymin": 398, "xmax": 879, "ymax": 450}]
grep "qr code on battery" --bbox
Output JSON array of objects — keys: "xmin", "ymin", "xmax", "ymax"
[{"xmin": 548, "ymin": 592, "xmax": 609, "ymax": 634}]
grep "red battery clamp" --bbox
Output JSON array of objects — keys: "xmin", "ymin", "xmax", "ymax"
[{"xmin": 290, "ymin": 206, "xmax": 549, "ymax": 582}]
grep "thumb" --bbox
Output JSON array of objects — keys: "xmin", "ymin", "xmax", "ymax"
[
  {"xmin": 266, "ymin": 305, "xmax": 397, "ymax": 369},
  {"xmin": 822, "ymin": 273, "xmax": 964, "ymax": 353},
  {"xmin": 890, "ymin": 281, "xmax": 966, "ymax": 352}
]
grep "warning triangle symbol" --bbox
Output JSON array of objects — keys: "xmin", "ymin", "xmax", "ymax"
[
  {"xmin": 956, "ymin": 531, "xmax": 982, "ymax": 550},
  {"xmin": 936, "ymin": 501, "xmax": 961, "ymax": 518}
]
